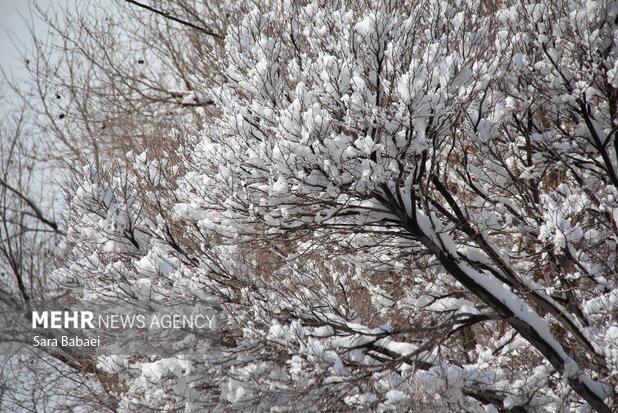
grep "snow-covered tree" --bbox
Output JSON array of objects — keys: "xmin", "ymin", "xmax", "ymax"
[{"xmin": 7, "ymin": 0, "xmax": 618, "ymax": 411}]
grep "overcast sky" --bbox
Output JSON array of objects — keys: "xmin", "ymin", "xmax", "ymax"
[{"xmin": 0, "ymin": 0, "xmax": 54, "ymax": 80}]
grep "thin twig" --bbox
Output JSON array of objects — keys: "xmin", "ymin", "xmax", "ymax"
[{"xmin": 124, "ymin": 0, "xmax": 222, "ymax": 39}]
